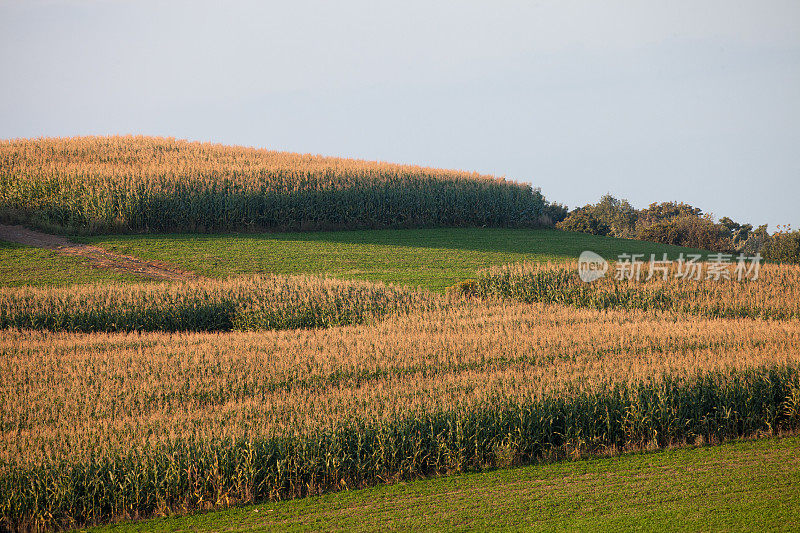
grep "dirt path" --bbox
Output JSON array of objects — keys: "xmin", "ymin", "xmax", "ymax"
[{"xmin": 0, "ymin": 224, "xmax": 198, "ymax": 282}]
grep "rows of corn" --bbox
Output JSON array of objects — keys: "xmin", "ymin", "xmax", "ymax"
[
  {"xmin": 0, "ymin": 136, "xmax": 548, "ymax": 233},
  {"xmin": 0, "ymin": 275, "xmax": 440, "ymax": 332},
  {"xmin": 2, "ymin": 299, "xmax": 800, "ymax": 530},
  {"xmin": 472, "ymin": 261, "xmax": 800, "ymax": 319},
  {"xmin": 7, "ymin": 261, "xmax": 797, "ymax": 334}
]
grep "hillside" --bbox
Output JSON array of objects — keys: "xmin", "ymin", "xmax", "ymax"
[
  {"xmin": 0, "ymin": 136, "xmax": 549, "ymax": 233},
  {"xmin": 5, "ymin": 292, "xmax": 799, "ymax": 530},
  {"xmin": 2, "ymin": 225, "xmax": 799, "ymax": 531},
  {"xmin": 86, "ymin": 436, "xmax": 800, "ymax": 532},
  {"xmin": 1, "ymin": 142, "xmax": 797, "ymax": 532},
  {"xmin": 0, "ymin": 227, "xmax": 710, "ymax": 291}
]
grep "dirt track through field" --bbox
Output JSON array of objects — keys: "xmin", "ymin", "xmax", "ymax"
[{"xmin": 0, "ymin": 224, "xmax": 198, "ymax": 282}]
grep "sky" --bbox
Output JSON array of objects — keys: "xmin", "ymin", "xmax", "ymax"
[{"xmin": 1, "ymin": 0, "xmax": 798, "ymax": 230}]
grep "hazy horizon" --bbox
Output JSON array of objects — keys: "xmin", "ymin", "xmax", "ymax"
[{"xmin": 2, "ymin": 1, "xmax": 798, "ymax": 230}]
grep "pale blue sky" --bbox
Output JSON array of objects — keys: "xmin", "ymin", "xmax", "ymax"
[{"xmin": 1, "ymin": 1, "xmax": 798, "ymax": 229}]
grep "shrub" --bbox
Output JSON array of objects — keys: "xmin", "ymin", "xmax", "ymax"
[
  {"xmin": 636, "ymin": 216, "xmax": 732, "ymax": 251},
  {"xmin": 637, "ymin": 201, "xmax": 703, "ymax": 226},
  {"xmin": 739, "ymin": 224, "xmax": 770, "ymax": 255},
  {"xmin": 556, "ymin": 195, "xmax": 637, "ymax": 237},
  {"xmin": 557, "ymin": 208, "xmax": 610, "ymax": 236},
  {"xmin": 762, "ymin": 227, "xmax": 800, "ymax": 264},
  {"xmin": 591, "ymin": 194, "xmax": 638, "ymax": 237},
  {"xmin": 718, "ymin": 216, "xmax": 753, "ymax": 251},
  {"xmin": 541, "ymin": 201, "xmax": 569, "ymax": 225}
]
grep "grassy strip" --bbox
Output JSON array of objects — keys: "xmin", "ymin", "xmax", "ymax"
[
  {"xmin": 472, "ymin": 261, "xmax": 800, "ymax": 319},
  {"xmin": 82, "ymin": 435, "xmax": 800, "ymax": 532},
  {"xmin": 74, "ymin": 228, "xmax": 708, "ymax": 292},
  {"xmin": 0, "ymin": 242, "xmax": 145, "ymax": 287},
  {"xmin": 0, "ymin": 275, "xmax": 436, "ymax": 332},
  {"xmin": 4, "ymin": 366, "xmax": 799, "ymax": 531}
]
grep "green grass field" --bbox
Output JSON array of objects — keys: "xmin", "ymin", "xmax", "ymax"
[
  {"xmin": 66, "ymin": 228, "xmax": 708, "ymax": 291},
  {"xmin": 83, "ymin": 436, "xmax": 800, "ymax": 532},
  {"xmin": 0, "ymin": 241, "xmax": 143, "ymax": 286}
]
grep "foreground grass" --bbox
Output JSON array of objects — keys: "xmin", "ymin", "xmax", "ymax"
[
  {"xmin": 76, "ymin": 228, "xmax": 707, "ymax": 291},
  {"xmin": 85, "ymin": 435, "xmax": 800, "ymax": 532}
]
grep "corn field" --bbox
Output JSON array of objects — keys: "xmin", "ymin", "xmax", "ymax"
[
  {"xmin": 0, "ymin": 136, "xmax": 548, "ymax": 233},
  {"xmin": 3, "ymin": 137, "xmax": 798, "ymax": 532},
  {"xmin": 0, "ymin": 275, "xmax": 439, "ymax": 333},
  {"xmin": 2, "ymin": 298, "xmax": 800, "ymax": 530},
  {"xmin": 472, "ymin": 261, "xmax": 800, "ymax": 319}
]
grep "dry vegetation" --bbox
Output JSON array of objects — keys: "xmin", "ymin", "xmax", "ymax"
[
  {"xmin": 3, "ymin": 137, "xmax": 797, "ymax": 532},
  {"xmin": 0, "ymin": 136, "xmax": 548, "ymax": 233},
  {"xmin": 472, "ymin": 262, "xmax": 800, "ymax": 319},
  {"xmin": 0, "ymin": 275, "xmax": 438, "ymax": 332},
  {"xmin": 2, "ymin": 296, "xmax": 800, "ymax": 530},
  {"xmin": 2, "ymin": 201, "xmax": 800, "ymax": 529}
]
